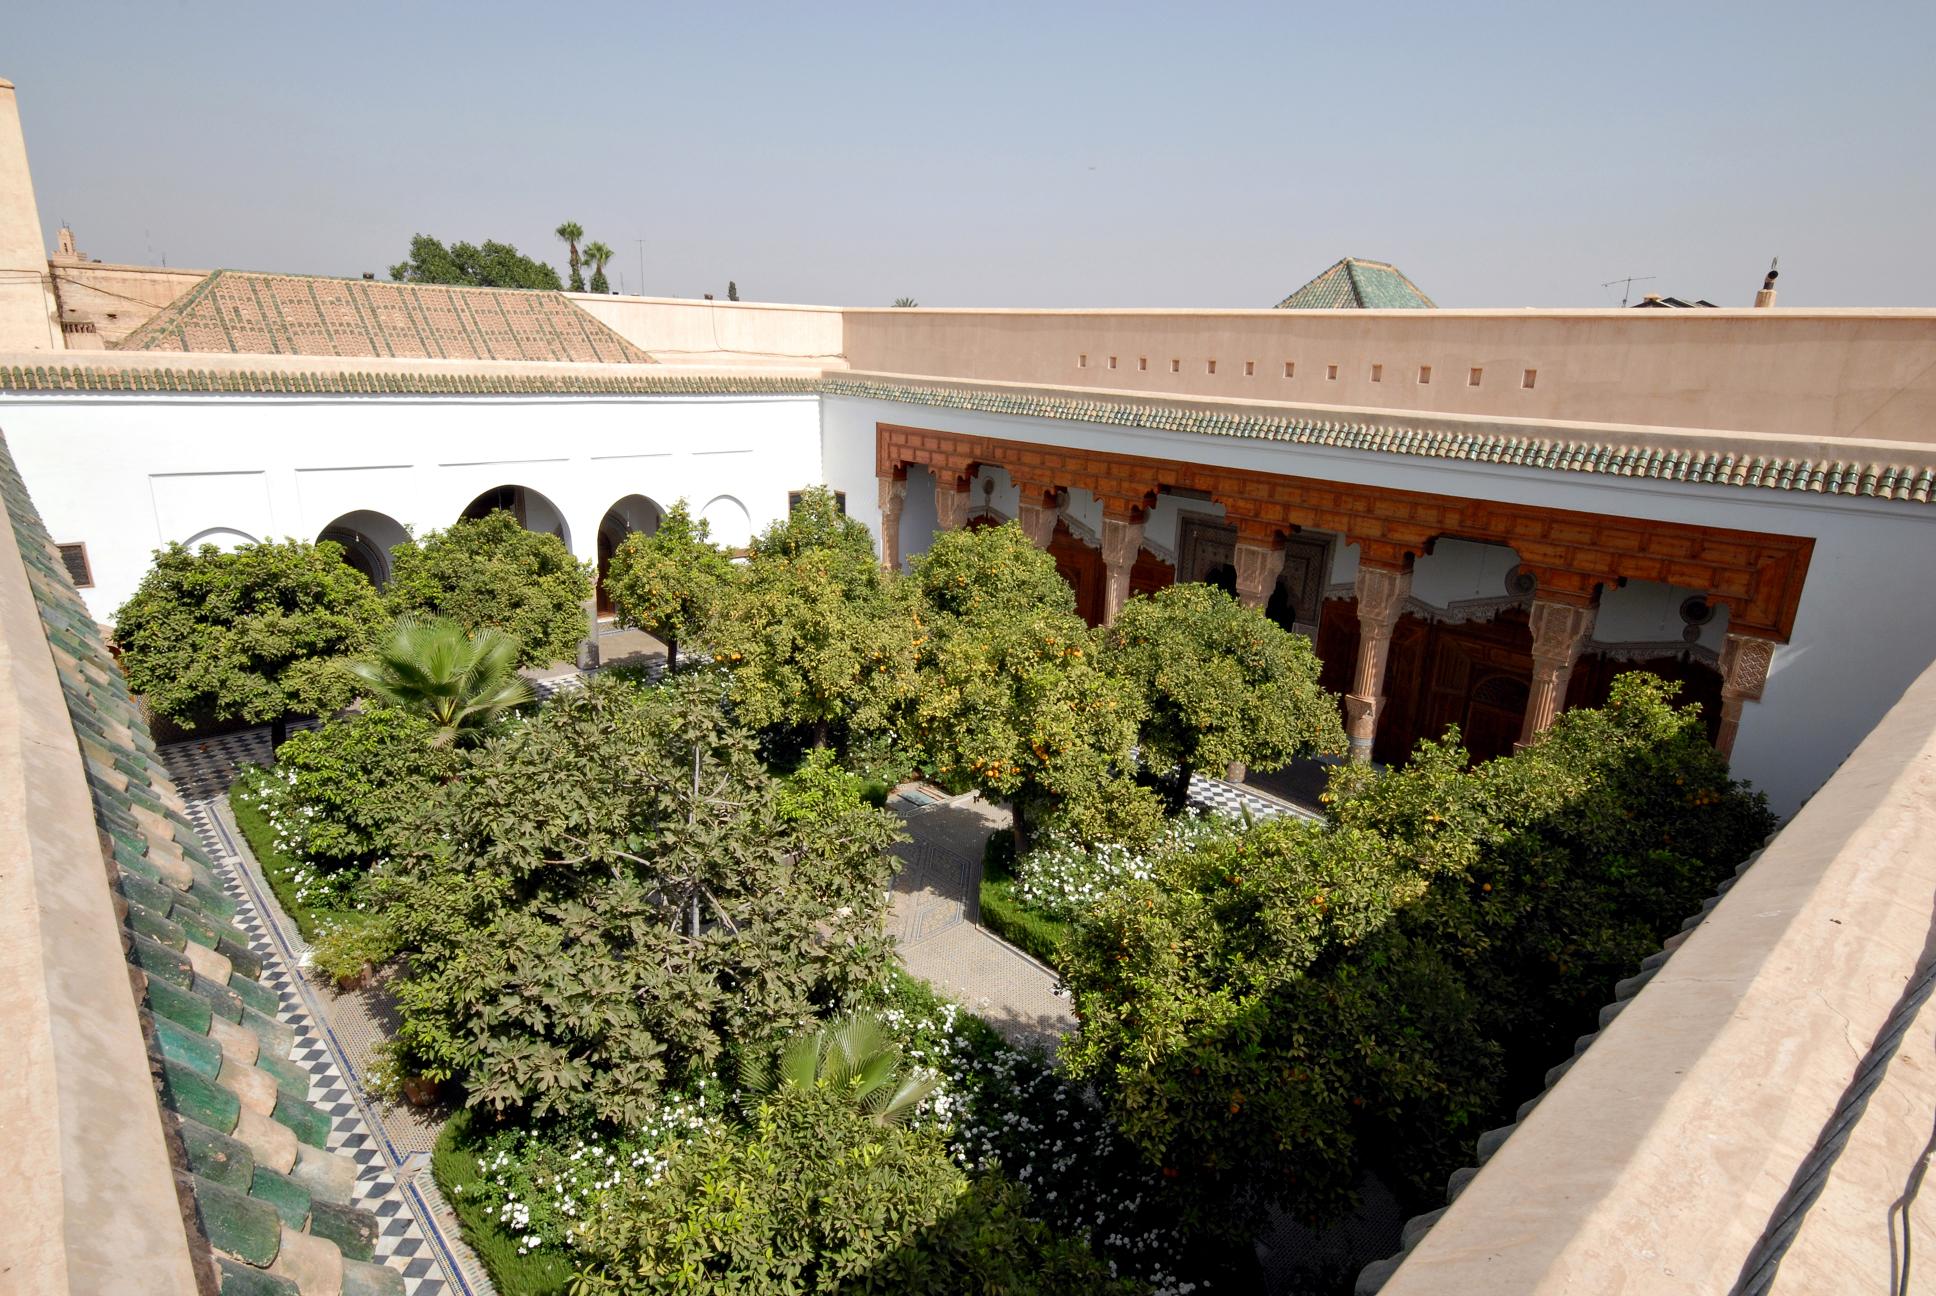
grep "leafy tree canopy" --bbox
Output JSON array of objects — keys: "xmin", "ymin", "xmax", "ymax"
[
  {"xmin": 379, "ymin": 673, "xmax": 902, "ymax": 1126},
  {"xmin": 911, "ymin": 520, "xmax": 1075, "ymax": 623},
  {"xmin": 749, "ymin": 484, "xmax": 876, "ymax": 563},
  {"xmin": 910, "ymin": 605, "xmax": 1160, "ymax": 845},
  {"xmin": 1106, "ymin": 582, "xmax": 1345, "ymax": 804},
  {"xmin": 113, "ymin": 539, "xmax": 388, "ymax": 736},
  {"xmin": 388, "ymin": 234, "xmax": 562, "ymax": 290},
  {"xmin": 604, "ymin": 501, "xmax": 733, "ymax": 670},
  {"xmin": 386, "ymin": 511, "xmax": 592, "ymax": 668},
  {"xmin": 260, "ymin": 707, "xmax": 462, "ymax": 867},
  {"xmin": 711, "ymin": 542, "xmax": 921, "ymax": 748}
]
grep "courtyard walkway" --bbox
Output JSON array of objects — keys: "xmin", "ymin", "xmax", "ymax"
[{"xmin": 887, "ymin": 791, "xmax": 1077, "ymax": 1050}]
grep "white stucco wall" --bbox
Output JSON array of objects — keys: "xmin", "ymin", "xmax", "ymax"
[
  {"xmin": 822, "ymin": 392, "xmax": 1936, "ymax": 819},
  {"xmin": 0, "ymin": 393, "xmax": 823, "ymax": 620}
]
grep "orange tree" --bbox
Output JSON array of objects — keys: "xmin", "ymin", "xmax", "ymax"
[
  {"xmin": 1059, "ymin": 673, "xmax": 1774, "ymax": 1237},
  {"xmin": 908, "ymin": 603, "xmax": 1160, "ymax": 847},
  {"xmin": 605, "ymin": 501, "xmax": 734, "ymax": 671},
  {"xmin": 1105, "ymin": 582, "xmax": 1345, "ymax": 810}
]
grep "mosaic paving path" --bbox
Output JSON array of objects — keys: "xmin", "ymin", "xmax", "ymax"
[{"xmin": 162, "ymin": 728, "xmax": 490, "ymax": 1296}]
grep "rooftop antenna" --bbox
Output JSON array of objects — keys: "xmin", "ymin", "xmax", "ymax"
[
  {"xmin": 635, "ymin": 238, "xmax": 646, "ymax": 299},
  {"xmin": 1601, "ymin": 274, "xmax": 1655, "ymax": 308}
]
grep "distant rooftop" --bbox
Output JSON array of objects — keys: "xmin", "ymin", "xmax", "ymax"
[
  {"xmin": 1274, "ymin": 257, "xmax": 1436, "ymax": 309},
  {"xmin": 118, "ymin": 269, "xmax": 655, "ymax": 364}
]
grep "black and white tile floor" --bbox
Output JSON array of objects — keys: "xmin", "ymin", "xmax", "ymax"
[{"xmin": 164, "ymin": 732, "xmax": 482, "ymax": 1296}]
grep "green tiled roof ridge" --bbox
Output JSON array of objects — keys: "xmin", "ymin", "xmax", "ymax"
[
  {"xmin": 819, "ymin": 377, "xmax": 1936, "ymax": 506},
  {"xmin": 0, "ymin": 362, "xmax": 818, "ymax": 396},
  {"xmin": 0, "ymin": 430, "xmax": 398, "ymax": 1293}
]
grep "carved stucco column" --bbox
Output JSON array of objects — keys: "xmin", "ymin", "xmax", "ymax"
[
  {"xmin": 1717, "ymin": 633, "xmax": 1777, "ymax": 759},
  {"xmin": 1233, "ymin": 541, "xmax": 1286, "ymax": 610},
  {"xmin": 935, "ymin": 478, "xmax": 972, "ymax": 533},
  {"xmin": 1515, "ymin": 598, "xmax": 1598, "ymax": 750},
  {"xmin": 1016, "ymin": 498, "xmax": 1057, "ymax": 549},
  {"xmin": 1343, "ymin": 564, "xmax": 1412, "ymax": 763},
  {"xmin": 1100, "ymin": 515, "xmax": 1145, "ymax": 626},
  {"xmin": 877, "ymin": 475, "xmax": 907, "ymax": 572}
]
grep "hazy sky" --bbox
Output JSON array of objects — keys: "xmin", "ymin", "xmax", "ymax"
[{"xmin": 11, "ymin": 1, "xmax": 1935, "ymax": 308}]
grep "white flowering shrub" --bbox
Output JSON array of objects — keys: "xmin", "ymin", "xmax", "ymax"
[
  {"xmin": 1015, "ymin": 812, "xmax": 1232, "ymax": 922},
  {"xmin": 454, "ymin": 1079, "xmax": 725, "ymax": 1258},
  {"xmin": 876, "ymin": 975, "xmax": 1200, "ymax": 1295}
]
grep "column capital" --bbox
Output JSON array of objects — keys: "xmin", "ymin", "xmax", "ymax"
[
  {"xmin": 1100, "ymin": 515, "xmax": 1145, "ymax": 569},
  {"xmin": 1232, "ymin": 541, "xmax": 1286, "ymax": 609},
  {"xmin": 934, "ymin": 481, "xmax": 971, "ymax": 532},
  {"xmin": 1354, "ymin": 563, "xmax": 1413, "ymax": 630},
  {"xmin": 1517, "ymin": 597, "xmax": 1600, "ymax": 750},
  {"xmin": 1715, "ymin": 633, "xmax": 1777, "ymax": 760},
  {"xmin": 1719, "ymin": 633, "xmax": 1777, "ymax": 701},
  {"xmin": 877, "ymin": 473, "xmax": 907, "ymax": 573},
  {"xmin": 1016, "ymin": 499, "xmax": 1057, "ymax": 549},
  {"xmin": 878, "ymin": 475, "xmax": 907, "ymax": 510}
]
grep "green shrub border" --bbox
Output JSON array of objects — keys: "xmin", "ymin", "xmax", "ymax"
[
  {"xmin": 228, "ymin": 772, "xmax": 354, "ymax": 943},
  {"xmin": 976, "ymin": 831, "xmax": 1074, "ymax": 969},
  {"xmin": 430, "ymin": 1108, "xmax": 573, "ymax": 1296}
]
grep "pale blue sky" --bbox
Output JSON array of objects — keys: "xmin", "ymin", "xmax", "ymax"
[{"xmin": 11, "ymin": 0, "xmax": 1934, "ymax": 307}]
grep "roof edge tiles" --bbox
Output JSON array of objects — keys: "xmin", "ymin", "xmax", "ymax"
[
  {"xmin": 0, "ymin": 431, "xmax": 403, "ymax": 1296},
  {"xmin": 2, "ymin": 360, "xmax": 1933, "ymax": 507},
  {"xmin": 0, "ymin": 428, "xmax": 199, "ymax": 1295}
]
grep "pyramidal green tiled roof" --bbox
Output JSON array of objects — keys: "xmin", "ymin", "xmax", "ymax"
[
  {"xmin": 1274, "ymin": 257, "xmax": 1436, "ymax": 309},
  {"xmin": 0, "ymin": 434, "xmax": 405, "ymax": 1296}
]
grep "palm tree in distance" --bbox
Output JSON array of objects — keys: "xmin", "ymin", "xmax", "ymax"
[
  {"xmin": 739, "ymin": 1014, "xmax": 940, "ymax": 1126},
  {"xmin": 555, "ymin": 221, "xmax": 585, "ymax": 292},
  {"xmin": 892, "ymin": 297, "xmax": 918, "ymax": 308},
  {"xmin": 345, "ymin": 618, "xmax": 535, "ymax": 746},
  {"xmin": 582, "ymin": 241, "xmax": 615, "ymax": 294}
]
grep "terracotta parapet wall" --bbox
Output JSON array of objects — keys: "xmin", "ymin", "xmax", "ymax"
[
  {"xmin": 1380, "ymin": 656, "xmax": 1936, "ymax": 1294},
  {"xmin": 0, "ymin": 450, "xmax": 198, "ymax": 1292},
  {"xmin": 840, "ymin": 306, "xmax": 1936, "ymax": 445}
]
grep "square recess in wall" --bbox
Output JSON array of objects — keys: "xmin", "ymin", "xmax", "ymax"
[{"xmin": 1419, "ymin": 365, "xmax": 1432, "ymax": 384}]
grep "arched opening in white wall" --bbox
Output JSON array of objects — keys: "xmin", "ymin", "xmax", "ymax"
[
  {"xmin": 700, "ymin": 495, "xmax": 752, "ymax": 550},
  {"xmin": 182, "ymin": 527, "xmax": 258, "ymax": 552},
  {"xmin": 317, "ymin": 509, "xmax": 410, "ymax": 588},
  {"xmin": 461, "ymin": 485, "xmax": 571, "ymax": 550},
  {"xmin": 596, "ymin": 494, "xmax": 665, "ymax": 615}
]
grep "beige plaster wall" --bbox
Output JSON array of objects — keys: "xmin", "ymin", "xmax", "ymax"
[
  {"xmin": 1381, "ymin": 655, "xmax": 1936, "ymax": 1294},
  {"xmin": 0, "ymin": 477, "xmax": 198, "ymax": 1293},
  {"xmin": 841, "ymin": 307, "xmax": 1936, "ymax": 444},
  {"xmin": 567, "ymin": 293, "xmax": 846, "ymax": 367},
  {"xmin": 0, "ymin": 79, "xmax": 62, "ymax": 351},
  {"xmin": 49, "ymin": 262, "xmax": 206, "ymax": 345}
]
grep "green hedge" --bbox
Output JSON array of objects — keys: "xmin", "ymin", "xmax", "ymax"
[
  {"xmin": 976, "ymin": 831, "xmax": 1073, "ymax": 968},
  {"xmin": 430, "ymin": 1108, "xmax": 573, "ymax": 1296}
]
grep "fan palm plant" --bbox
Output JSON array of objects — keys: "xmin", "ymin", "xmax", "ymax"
[
  {"xmin": 345, "ymin": 618, "xmax": 535, "ymax": 746},
  {"xmin": 739, "ymin": 1013, "xmax": 940, "ymax": 1126},
  {"xmin": 582, "ymin": 240, "xmax": 615, "ymax": 294},
  {"xmin": 556, "ymin": 220, "xmax": 585, "ymax": 292}
]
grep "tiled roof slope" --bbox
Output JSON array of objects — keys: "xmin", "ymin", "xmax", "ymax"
[
  {"xmin": 117, "ymin": 269, "xmax": 656, "ymax": 364},
  {"xmin": 0, "ymin": 433, "xmax": 404, "ymax": 1296},
  {"xmin": 1275, "ymin": 257, "xmax": 1437, "ymax": 309}
]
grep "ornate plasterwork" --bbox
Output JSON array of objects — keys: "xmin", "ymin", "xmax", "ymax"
[{"xmin": 876, "ymin": 423, "xmax": 1815, "ymax": 639}]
